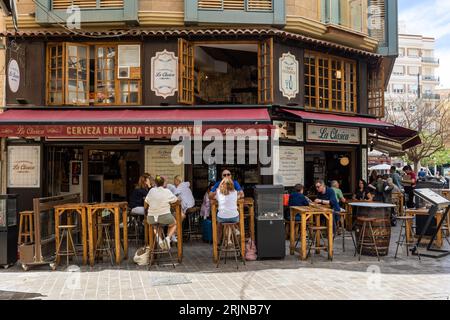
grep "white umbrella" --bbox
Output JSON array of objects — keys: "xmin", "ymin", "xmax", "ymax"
[{"xmin": 369, "ymin": 164, "xmax": 391, "ymax": 171}]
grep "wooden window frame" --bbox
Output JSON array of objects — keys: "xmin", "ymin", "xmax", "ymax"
[
  {"xmin": 46, "ymin": 41, "xmax": 142, "ymax": 106},
  {"xmin": 65, "ymin": 42, "xmax": 90, "ymax": 106},
  {"xmin": 368, "ymin": 63, "xmax": 385, "ymax": 118},
  {"xmin": 257, "ymin": 37, "xmax": 274, "ymax": 104},
  {"xmin": 177, "ymin": 39, "xmax": 272, "ymax": 105},
  {"xmin": 304, "ymin": 50, "xmax": 357, "ymax": 114},
  {"xmin": 46, "ymin": 43, "xmax": 65, "ymax": 106}
]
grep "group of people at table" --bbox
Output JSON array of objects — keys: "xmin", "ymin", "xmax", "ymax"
[
  {"xmin": 128, "ymin": 169, "xmax": 244, "ymax": 251},
  {"xmin": 286, "ymin": 165, "xmax": 417, "ymax": 230},
  {"xmin": 127, "ymin": 164, "xmax": 418, "ymax": 252}
]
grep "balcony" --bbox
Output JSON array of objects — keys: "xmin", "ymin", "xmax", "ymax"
[
  {"xmin": 421, "ymin": 57, "xmax": 440, "ymax": 65},
  {"xmin": 422, "ymin": 93, "xmax": 441, "ymax": 100},
  {"xmin": 35, "ymin": 0, "xmax": 138, "ymax": 25},
  {"xmin": 185, "ymin": 0, "xmax": 285, "ymax": 26},
  {"xmin": 422, "ymin": 75, "xmax": 440, "ymax": 82}
]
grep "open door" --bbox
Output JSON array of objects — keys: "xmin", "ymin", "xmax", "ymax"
[
  {"xmin": 178, "ymin": 38, "xmax": 195, "ymax": 105},
  {"xmin": 257, "ymin": 38, "xmax": 273, "ymax": 104}
]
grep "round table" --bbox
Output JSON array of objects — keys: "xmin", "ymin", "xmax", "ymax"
[{"xmin": 348, "ymin": 202, "xmax": 396, "ymax": 256}]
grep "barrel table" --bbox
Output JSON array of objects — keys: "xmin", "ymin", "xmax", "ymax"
[{"xmin": 348, "ymin": 202, "xmax": 396, "ymax": 256}]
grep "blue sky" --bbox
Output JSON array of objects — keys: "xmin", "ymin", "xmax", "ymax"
[{"xmin": 398, "ymin": 0, "xmax": 450, "ymax": 88}]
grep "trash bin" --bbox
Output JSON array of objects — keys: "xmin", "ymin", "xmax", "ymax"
[{"xmin": 0, "ymin": 194, "xmax": 18, "ymax": 268}]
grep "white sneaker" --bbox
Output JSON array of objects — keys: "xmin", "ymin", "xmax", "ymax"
[
  {"xmin": 171, "ymin": 235, "xmax": 178, "ymax": 243},
  {"xmin": 156, "ymin": 236, "xmax": 167, "ymax": 250},
  {"xmin": 165, "ymin": 236, "xmax": 171, "ymax": 250},
  {"xmin": 234, "ymin": 229, "xmax": 240, "ymax": 236}
]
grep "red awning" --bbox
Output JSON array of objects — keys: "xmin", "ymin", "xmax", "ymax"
[
  {"xmin": 281, "ymin": 108, "xmax": 394, "ymax": 128},
  {"xmin": 371, "ymin": 125, "xmax": 421, "ymax": 151},
  {"xmin": 0, "ymin": 108, "xmax": 272, "ymax": 138},
  {"xmin": 0, "ymin": 108, "xmax": 271, "ymax": 123}
]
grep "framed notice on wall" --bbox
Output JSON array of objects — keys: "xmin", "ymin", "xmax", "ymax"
[
  {"xmin": 7, "ymin": 146, "xmax": 41, "ymax": 188},
  {"xmin": 362, "ymin": 148, "xmax": 367, "ymax": 181},
  {"xmin": 273, "ymin": 146, "xmax": 304, "ymax": 187},
  {"xmin": 145, "ymin": 145, "xmax": 185, "ymax": 182}
]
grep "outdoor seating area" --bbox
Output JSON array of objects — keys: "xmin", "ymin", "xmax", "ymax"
[{"xmin": 8, "ymin": 186, "xmax": 450, "ymax": 272}]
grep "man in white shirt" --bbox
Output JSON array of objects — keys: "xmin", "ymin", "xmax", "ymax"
[{"xmin": 167, "ymin": 175, "xmax": 195, "ymax": 243}]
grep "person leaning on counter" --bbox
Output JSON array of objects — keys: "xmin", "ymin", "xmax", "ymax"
[{"xmin": 314, "ymin": 179, "xmax": 341, "ymax": 233}]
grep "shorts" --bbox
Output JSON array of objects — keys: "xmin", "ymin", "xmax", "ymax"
[
  {"xmin": 217, "ymin": 216, "xmax": 239, "ymax": 224},
  {"xmin": 147, "ymin": 213, "xmax": 176, "ymax": 225}
]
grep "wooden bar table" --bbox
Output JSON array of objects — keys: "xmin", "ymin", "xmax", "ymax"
[
  {"xmin": 144, "ymin": 201, "xmax": 183, "ymax": 263},
  {"xmin": 440, "ymin": 190, "xmax": 450, "ymax": 236},
  {"xmin": 289, "ymin": 205, "xmax": 334, "ymax": 261},
  {"xmin": 244, "ymin": 197, "xmax": 255, "ymax": 242},
  {"xmin": 211, "ymin": 199, "xmax": 245, "ymax": 263},
  {"xmin": 406, "ymin": 208, "xmax": 444, "ymax": 248},
  {"xmin": 54, "ymin": 203, "xmax": 89, "ymax": 265},
  {"xmin": 86, "ymin": 202, "xmax": 128, "ymax": 266}
]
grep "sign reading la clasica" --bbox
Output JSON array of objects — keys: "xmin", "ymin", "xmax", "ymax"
[
  {"xmin": 151, "ymin": 50, "xmax": 178, "ymax": 98},
  {"xmin": 279, "ymin": 52, "xmax": 299, "ymax": 100},
  {"xmin": 306, "ymin": 124, "xmax": 360, "ymax": 145},
  {"xmin": 7, "ymin": 145, "xmax": 40, "ymax": 188},
  {"xmin": 7, "ymin": 59, "xmax": 20, "ymax": 93}
]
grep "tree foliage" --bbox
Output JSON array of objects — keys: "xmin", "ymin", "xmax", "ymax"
[{"xmin": 384, "ymin": 95, "xmax": 450, "ymax": 170}]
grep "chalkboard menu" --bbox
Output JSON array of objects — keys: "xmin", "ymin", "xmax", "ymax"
[
  {"xmin": 414, "ymin": 188, "xmax": 450, "ymax": 208},
  {"xmin": 145, "ymin": 145, "xmax": 184, "ymax": 182}
]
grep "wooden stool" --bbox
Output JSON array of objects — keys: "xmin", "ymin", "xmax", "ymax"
[
  {"xmin": 306, "ymin": 225, "xmax": 328, "ymax": 264},
  {"xmin": 95, "ymin": 223, "xmax": 115, "ymax": 265},
  {"xmin": 217, "ymin": 223, "xmax": 245, "ymax": 269},
  {"xmin": 148, "ymin": 223, "xmax": 176, "ymax": 269},
  {"xmin": 335, "ymin": 211, "xmax": 356, "ymax": 252},
  {"xmin": 183, "ymin": 206, "xmax": 201, "ymax": 242},
  {"xmin": 355, "ymin": 217, "xmax": 380, "ymax": 261},
  {"xmin": 395, "ymin": 216, "xmax": 420, "ymax": 260},
  {"xmin": 55, "ymin": 225, "xmax": 78, "ymax": 267},
  {"xmin": 18, "ymin": 211, "xmax": 34, "ymax": 245}
]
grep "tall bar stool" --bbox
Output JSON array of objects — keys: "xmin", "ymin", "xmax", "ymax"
[
  {"xmin": 95, "ymin": 222, "xmax": 115, "ymax": 265},
  {"xmin": 394, "ymin": 216, "xmax": 420, "ymax": 260},
  {"xmin": 306, "ymin": 224, "xmax": 329, "ymax": 263},
  {"xmin": 18, "ymin": 211, "xmax": 34, "ymax": 245},
  {"xmin": 335, "ymin": 211, "xmax": 356, "ymax": 252},
  {"xmin": 148, "ymin": 223, "xmax": 176, "ymax": 269},
  {"xmin": 183, "ymin": 206, "xmax": 201, "ymax": 242},
  {"xmin": 55, "ymin": 225, "xmax": 78, "ymax": 267},
  {"xmin": 355, "ymin": 217, "xmax": 380, "ymax": 261},
  {"xmin": 217, "ymin": 223, "xmax": 245, "ymax": 269}
]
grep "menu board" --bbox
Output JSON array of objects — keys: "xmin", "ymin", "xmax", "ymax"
[
  {"xmin": 145, "ymin": 145, "xmax": 184, "ymax": 182},
  {"xmin": 414, "ymin": 188, "xmax": 450, "ymax": 208},
  {"xmin": 273, "ymin": 146, "xmax": 304, "ymax": 187},
  {"xmin": 7, "ymin": 145, "xmax": 41, "ymax": 188}
]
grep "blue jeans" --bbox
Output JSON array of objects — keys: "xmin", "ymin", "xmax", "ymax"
[{"xmin": 217, "ymin": 216, "xmax": 239, "ymax": 223}]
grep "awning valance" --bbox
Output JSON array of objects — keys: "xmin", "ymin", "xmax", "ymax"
[
  {"xmin": 0, "ymin": 108, "xmax": 272, "ymax": 138},
  {"xmin": 280, "ymin": 108, "xmax": 394, "ymax": 128}
]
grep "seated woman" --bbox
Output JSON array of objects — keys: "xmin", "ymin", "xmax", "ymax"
[
  {"xmin": 353, "ymin": 179, "xmax": 373, "ymax": 201},
  {"xmin": 129, "ymin": 175, "xmax": 151, "ymax": 216},
  {"xmin": 200, "ymin": 182, "xmax": 215, "ymax": 219},
  {"xmin": 144, "ymin": 175, "xmax": 178, "ymax": 250},
  {"xmin": 213, "ymin": 177, "xmax": 243, "ymax": 242}
]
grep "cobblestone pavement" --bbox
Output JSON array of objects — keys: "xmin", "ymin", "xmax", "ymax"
[{"xmin": 1, "ymin": 225, "xmax": 450, "ymax": 300}]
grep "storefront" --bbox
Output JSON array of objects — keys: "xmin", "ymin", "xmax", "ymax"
[{"xmin": 0, "ymin": 28, "xmax": 419, "ymax": 210}]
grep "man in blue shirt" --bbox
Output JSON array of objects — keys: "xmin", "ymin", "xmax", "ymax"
[
  {"xmin": 314, "ymin": 180, "xmax": 341, "ymax": 233},
  {"xmin": 285, "ymin": 184, "xmax": 311, "ymax": 221},
  {"xmin": 209, "ymin": 169, "xmax": 245, "ymax": 199}
]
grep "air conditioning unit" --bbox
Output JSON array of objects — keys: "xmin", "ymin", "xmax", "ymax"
[{"xmin": 118, "ymin": 66, "xmax": 130, "ymax": 79}]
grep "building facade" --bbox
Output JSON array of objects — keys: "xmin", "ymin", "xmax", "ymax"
[
  {"xmin": 0, "ymin": 0, "xmax": 408, "ymax": 211},
  {"xmin": 386, "ymin": 33, "xmax": 440, "ymax": 111}
]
